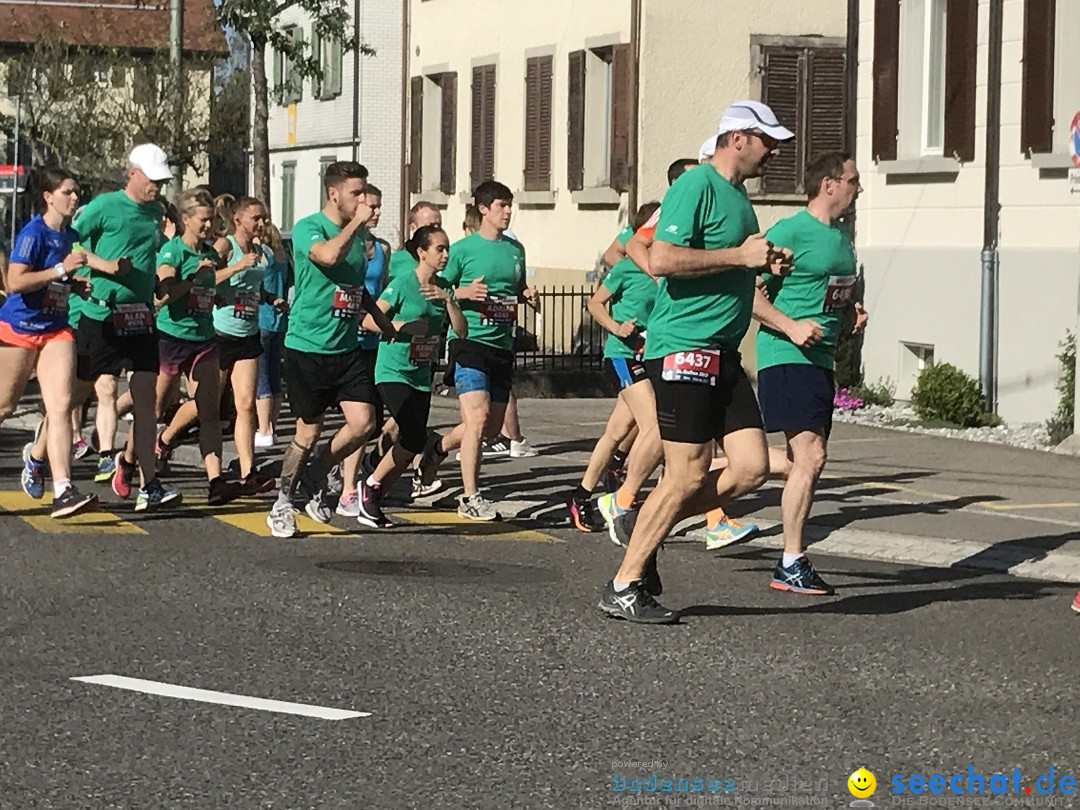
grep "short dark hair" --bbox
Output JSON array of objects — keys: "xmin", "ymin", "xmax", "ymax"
[
  {"xmin": 473, "ymin": 180, "xmax": 513, "ymax": 210},
  {"xmin": 666, "ymin": 159, "xmax": 697, "ymax": 186},
  {"xmin": 805, "ymin": 151, "xmax": 853, "ymax": 200},
  {"xmin": 323, "ymin": 161, "xmax": 368, "ymax": 191},
  {"xmin": 364, "ymin": 184, "xmax": 382, "ymax": 199},
  {"xmin": 633, "ymin": 201, "xmax": 660, "ymax": 231},
  {"xmin": 406, "ymin": 224, "xmax": 448, "ymax": 260}
]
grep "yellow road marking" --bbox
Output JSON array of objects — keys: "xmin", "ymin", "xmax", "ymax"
[
  {"xmin": 977, "ymin": 501, "xmax": 1080, "ymax": 511},
  {"xmin": 0, "ymin": 491, "xmax": 147, "ymax": 535},
  {"xmin": 211, "ymin": 503, "xmax": 352, "ymax": 538},
  {"xmin": 389, "ymin": 511, "xmax": 564, "ymax": 544}
]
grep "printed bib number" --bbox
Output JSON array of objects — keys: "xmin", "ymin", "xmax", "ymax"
[
  {"xmin": 112, "ymin": 303, "xmax": 153, "ymax": 337},
  {"xmin": 42, "ymin": 282, "xmax": 70, "ymax": 317},
  {"xmin": 233, "ymin": 290, "xmax": 259, "ymax": 321},
  {"xmin": 823, "ymin": 274, "xmax": 856, "ymax": 313},
  {"xmin": 188, "ymin": 287, "xmax": 215, "ymax": 316},
  {"xmin": 480, "ymin": 295, "xmax": 518, "ymax": 325},
  {"xmin": 408, "ymin": 336, "xmax": 440, "ymax": 366},
  {"xmin": 331, "ymin": 286, "xmax": 364, "ymax": 319},
  {"xmin": 661, "ymin": 349, "xmax": 721, "ymax": 386}
]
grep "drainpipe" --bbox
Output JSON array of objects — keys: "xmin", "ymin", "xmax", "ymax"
[
  {"xmin": 399, "ymin": 0, "xmax": 410, "ymax": 239},
  {"xmin": 979, "ymin": 0, "xmax": 1003, "ymax": 413},
  {"xmin": 351, "ymin": 0, "xmax": 361, "ymax": 162},
  {"xmin": 628, "ymin": 0, "xmax": 641, "ymax": 216}
]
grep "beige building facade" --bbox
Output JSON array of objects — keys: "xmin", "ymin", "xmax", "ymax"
[{"xmin": 856, "ymin": 0, "xmax": 1080, "ymax": 424}]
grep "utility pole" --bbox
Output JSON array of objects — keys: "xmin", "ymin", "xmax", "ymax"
[{"xmin": 169, "ymin": 0, "xmax": 184, "ymax": 193}]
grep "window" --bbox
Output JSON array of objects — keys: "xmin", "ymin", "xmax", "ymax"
[
  {"xmin": 273, "ymin": 27, "xmax": 304, "ymax": 106},
  {"xmin": 409, "ymin": 72, "xmax": 458, "ymax": 195},
  {"xmin": 899, "ymin": 342, "xmax": 934, "ymax": 400},
  {"xmin": 872, "ymin": 0, "xmax": 977, "ymax": 162},
  {"xmin": 757, "ymin": 40, "xmax": 847, "ymax": 195},
  {"xmin": 470, "ymin": 64, "xmax": 496, "ymax": 191},
  {"xmin": 1021, "ymin": 0, "xmax": 1080, "ymax": 155},
  {"xmin": 312, "ymin": 25, "xmax": 343, "ymax": 100},
  {"xmin": 523, "ymin": 55, "xmax": 553, "ymax": 191},
  {"xmin": 281, "ymin": 162, "xmax": 296, "ymax": 231},
  {"xmin": 319, "ymin": 156, "xmax": 336, "ymax": 205},
  {"xmin": 567, "ymin": 44, "xmax": 631, "ymax": 193}
]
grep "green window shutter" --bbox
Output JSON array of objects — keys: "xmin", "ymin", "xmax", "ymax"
[
  {"xmin": 311, "ymin": 24, "xmax": 322, "ymax": 98},
  {"xmin": 290, "ymin": 27, "xmax": 304, "ymax": 103},
  {"xmin": 331, "ymin": 37, "xmax": 343, "ymax": 97},
  {"xmin": 273, "ymin": 47, "xmax": 283, "ymax": 105}
]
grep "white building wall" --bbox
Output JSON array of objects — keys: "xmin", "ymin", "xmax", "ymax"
[
  {"xmin": 408, "ymin": 0, "xmax": 630, "ymax": 286},
  {"xmin": 855, "ymin": 0, "xmax": 1080, "ymax": 425},
  {"xmin": 265, "ymin": 0, "xmax": 404, "ymax": 245}
]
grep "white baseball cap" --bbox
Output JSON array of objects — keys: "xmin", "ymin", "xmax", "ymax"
[
  {"xmin": 700, "ymin": 100, "xmax": 795, "ymax": 159},
  {"xmin": 698, "ymin": 135, "xmax": 718, "ymax": 162},
  {"xmin": 128, "ymin": 143, "xmax": 172, "ymax": 182}
]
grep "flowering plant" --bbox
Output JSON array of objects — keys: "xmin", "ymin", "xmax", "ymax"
[{"xmin": 833, "ymin": 387, "xmax": 865, "ymax": 411}]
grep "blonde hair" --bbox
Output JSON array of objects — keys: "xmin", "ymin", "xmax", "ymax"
[
  {"xmin": 213, "ymin": 193, "xmax": 236, "ymax": 237},
  {"xmin": 263, "ymin": 220, "xmax": 284, "ymax": 254},
  {"xmin": 463, "ymin": 204, "xmax": 481, "ymax": 233},
  {"xmin": 177, "ymin": 189, "xmax": 214, "ymax": 218}
]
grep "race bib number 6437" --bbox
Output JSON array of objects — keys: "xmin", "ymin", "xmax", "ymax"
[{"xmin": 661, "ymin": 349, "xmax": 721, "ymax": 386}]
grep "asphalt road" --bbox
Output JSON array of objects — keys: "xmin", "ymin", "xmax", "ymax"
[{"xmin": 1, "ymin": 429, "xmax": 1077, "ymax": 809}]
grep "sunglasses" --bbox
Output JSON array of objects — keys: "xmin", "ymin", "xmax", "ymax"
[{"xmin": 743, "ymin": 130, "xmax": 781, "ymax": 150}]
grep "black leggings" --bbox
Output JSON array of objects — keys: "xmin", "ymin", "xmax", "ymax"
[{"xmin": 376, "ymin": 383, "xmax": 432, "ymax": 454}]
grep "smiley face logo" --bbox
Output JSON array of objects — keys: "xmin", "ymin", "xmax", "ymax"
[{"xmin": 848, "ymin": 768, "xmax": 877, "ymax": 798}]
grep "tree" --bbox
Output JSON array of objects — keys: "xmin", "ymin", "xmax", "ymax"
[
  {"xmin": 2, "ymin": 33, "xmax": 215, "ymax": 190},
  {"xmin": 215, "ymin": 0, "xmax": 373, "ymax": 214}
]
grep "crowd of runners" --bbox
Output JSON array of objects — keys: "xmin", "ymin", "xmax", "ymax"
[{"xmin": 3, "ymin": 100, "xmax": 1073, "ymax": 622}]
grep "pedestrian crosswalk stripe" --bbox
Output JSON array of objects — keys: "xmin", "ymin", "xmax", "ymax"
[
  {"xmin": 208, "ymin": 500, "xmax": 353, "ymax": 538},
  {"xmin": 0, "ymin": 491, "xmax": 147, "ymax": 535}
]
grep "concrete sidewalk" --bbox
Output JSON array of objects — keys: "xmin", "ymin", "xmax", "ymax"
[{"xmin": 7, "ymin": 393, "xmax": 1080, "ymax": 582}]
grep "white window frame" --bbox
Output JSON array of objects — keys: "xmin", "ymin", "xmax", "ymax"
[
  {"xmin": 898, "ymin": 0, "xmax": 947, "ymax": 159},
  {"xmin": 583, "ymin": 47, "xmax": 613, "ymax": 188}
]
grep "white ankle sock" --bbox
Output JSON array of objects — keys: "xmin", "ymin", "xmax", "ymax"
[
  {"xmin": 612, "ymin": 581, "xmax": 632, "ymax": 592},
  {"xmin": 53, "ymin": 479, "xmax": 71, "ymax": 498},
  {"xmin": 782, "ymin": 552, "xmax": 804, "ymax": 568}
]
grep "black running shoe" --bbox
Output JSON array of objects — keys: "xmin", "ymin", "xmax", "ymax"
[
  {"xmin": 612, "ymin": 508, "xmax": 638, "ymax": 548},
  {"xmin": 51, "ymin": 486, "xmax": 98, "ymax": 519},
  {"xmin": 356, "ymin": 478, "xmax": 391, "ymax": 529},
  {"xmin": 566, "ymin": 493, "xmax": 604, "ymax": 532},
  {"xmin": 598, "ymin": 580, "xmax": 679, "ymax": 624},
  {"xmin": 642, "ymin": 549, "xmax": 663, "ymax": 597},
  {"xmin": 770, "ymin": 556, "xmax": 835, "ymax": 596},
  {"xmin": 417, "ymin": 431, "xmax": 448, "ymax": 486},
  {"xmin": 208, "ymin": 477, "xmax": 243, "ymax": 507}
]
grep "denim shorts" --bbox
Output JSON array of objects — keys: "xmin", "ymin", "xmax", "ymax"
[
  {"xmin": 454, "ymin": 365, "xmax": 511, "ymax": 403},
  {"xmin": 257, "ymin": 330, "xmax": 285, "ymax": 399}
]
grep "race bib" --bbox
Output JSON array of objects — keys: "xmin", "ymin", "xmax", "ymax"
[
  {"xmin": 480, "ymin": 295, "xmax": 518, "ymax": 325},
  {"xmin": 42, "ymin": 282, "xmax": 70, "ymax": 317},
  {"xmin": 188, "ymin": 287, "xmax": 215, "ymax": 316},
  {"xmin": 408, "ymin": 336, "xmax": 440, "ymax": 366},
  {"xmin": 112, "ymin": 303, "xmax": 153, "ymax": 337},
  {"xmin": 661, "ymin": 349, "xmax": 721, "ymax": 386},
  {"xmin": 233, "ymin": 290, "xmax": 259, "ymax": 321},
  {"xmin": 331, "ymin": 285, "xmax": 364, "ymax": 319},
  {"xmin": 823, "ymin": 275, "xmax": 856, "ymax": 313}
]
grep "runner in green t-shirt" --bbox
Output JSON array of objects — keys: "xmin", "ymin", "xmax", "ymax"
[
  {"xmin": 414, "ymin": 181, "xmax": 538, "ymax": 522},
  {"xmin": 387, "ymin": 201, "xmax": 442, "ymax": 283},
  {"xmin": 149, "ymin": 189, "xmax": 239, "ymax": 505},
  {"xmin": 599, "ymin": 100, "xmax": 795, "ymax": 624},
  {"xmin": 346, "ymin": 225, "xmax": 467, "ymax": 528},
  {"xmin": 266, "ymin": 161, "xmax": 398, "ymax": 539},
  {"xmin": 742, "ymin": 151, "xmax": 867, "ymax": 596},
  {"xmin": 72, "ymin": 143, "xmax": 181, "ymax": 511}
]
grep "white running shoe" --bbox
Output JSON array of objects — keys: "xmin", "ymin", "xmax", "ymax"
[{"xmin": 509, "ymin": 438, "xmax": 537, "ymax": 458}]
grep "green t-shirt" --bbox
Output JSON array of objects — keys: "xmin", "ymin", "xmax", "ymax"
[
  {"xmin": 374, "ymin": 270, "xmax": 454, "ymax": 391},
  {"xmin": 441, "ymin": 232, "xmax": 525, "ymax": 351},
  {"xmin": 646, "ymin": 164, "xmax": 760, "ymax": 359},
  {"xmin": 387, "ymin": 249, "xmax": 418, "ymax": 281},
  {"xmin": 601, "ymin": 257, "xmax": 658, "ymax": 359},
  {"xmin": 154, "ymin": 236, "xmax": 218, "ymax": 342},
  {"xmin": 213, "ymin": 235, "xmax": 269, "ymax": 338},
  {"xmin": 73, "ymin": 190, "xmax": 162, "ymax": 322},
  {"xmin": 285, "ymin": 211, "xmax": 368, "ymax": 355},
  {"xmin": 615, "ymin": 225, "xmax": 633, "ymax": 246},
  {"xmin": 756, "ymin": 210, "xmax": 857, "ymax": 371}
]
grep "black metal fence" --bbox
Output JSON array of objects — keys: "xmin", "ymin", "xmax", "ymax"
[{"xmin": 515, "ymin": 286, "xmax": 604, "ymax": 371}]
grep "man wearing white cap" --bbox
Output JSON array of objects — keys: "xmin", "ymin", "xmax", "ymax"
[
  {"xmin": 72, "ymin": 143, "xmax": 181, "ymax": 510},
  {"xmin": 598, "ymin": 100, "xmax": 795, "ymax": 623}
]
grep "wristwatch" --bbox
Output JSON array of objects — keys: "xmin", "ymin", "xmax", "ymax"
[{"xmin": 53, "ymin": 263, "xmax": 72, "ymax": 283}]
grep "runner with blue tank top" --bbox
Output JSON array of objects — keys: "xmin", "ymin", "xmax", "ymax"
[
  {"xmin": 0, "ymin": 168, "xmax": 102, "ymax": 518},
  {"xmin": 255, "ymin": 220, "xmax": 289, "ymax": 448}
]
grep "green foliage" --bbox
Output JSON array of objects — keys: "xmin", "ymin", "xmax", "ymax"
[
  {"xmin": 848, "ymin": 378, "xmax": 894, "ymax": 408},
  {"xmin": 1047, "ymin": 331, "xmax": 1076, "ymax": 445},
  {"xmin": 910, "ymin": 362, "xmax": 985, "ymax": 428}
]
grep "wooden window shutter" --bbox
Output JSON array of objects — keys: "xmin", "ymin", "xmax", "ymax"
[
  {"xmin": 1021, "ymin": 0, "xmax": 1056, "ymax": 154},
  {"xmin": 409, "ymin": 76, "xmax": 423, "ymax": 194},
  {"xmin": 311, "ymin": 25, "xmax": 322, "ymax": 98},
  {"xmin": 872, "ymin": 0, "xmax": 900, "ymax": 161},
  {"xmin": 439, "ymin": 73, "xmax": 457, "ymax": 194},
  {"xmin": 761, "ymin": 47, "xmax": 803, "ymax": 194},
  {"xmin": 524, "ymin": 56, "xmax": 553, "ymax": 191},
  {"xmin": 943, "ymin": 0, "xmax": 978, "ymax": 161},
  {"xmin": 471, "ymin": 65, "xmax": 497, "ymax": 190},
  {"xmin": 609, "ymin": 43, "xmax": 633, "ymax": 193},
  {"xmin": 808, "ymin": 47, "xmax": 848, "ymax": 158},
  {"xmin": 567, "ymin": 50, "xmax": 586, "ymax": 191}
]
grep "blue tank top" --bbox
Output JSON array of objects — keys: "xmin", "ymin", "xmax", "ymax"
[
  {"xmin": 0, "ymin": 214, "xmax": 79, "ymax": 334},
  {"xmin": 357, "ymin": 239, "xmax": 387, "ymax": 350}
]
